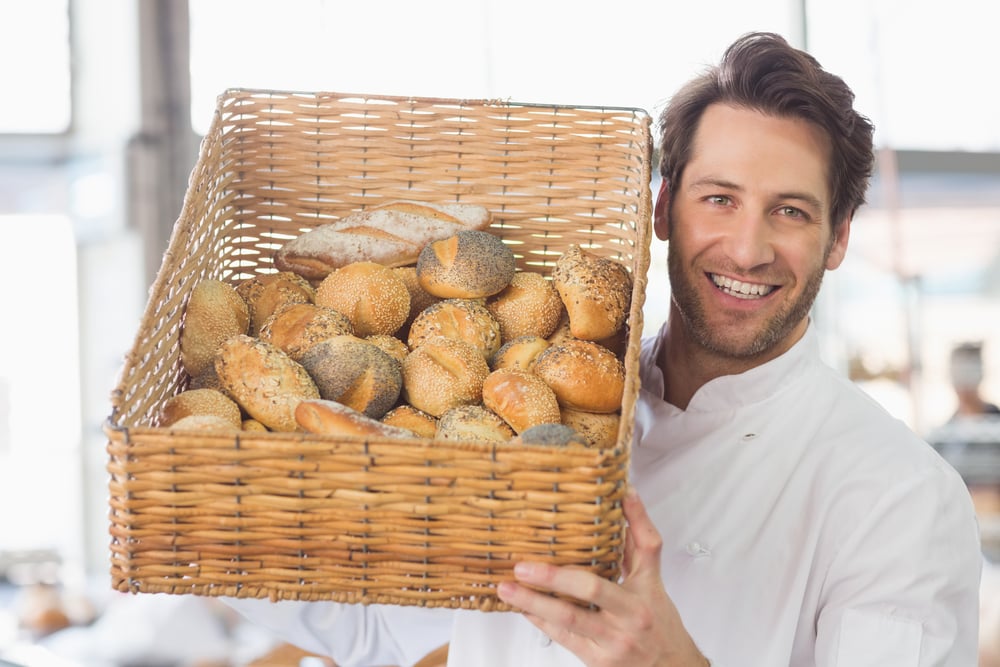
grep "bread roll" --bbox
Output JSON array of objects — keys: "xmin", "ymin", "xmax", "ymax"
[
  {"xmin": 491, "ymin": 335, "xmax": 550, "ymax": 372},
  {"xmin": 435, "ymin": 405, "xmax": 514, "ymax": 443},
  {"xmin": 482, "ymin": 368, "xmax": 561, "ymax": 434},
  {"xmin": 393, "ymin": 266, "xmax": 442, "ymax": 327},
  {"xmin": 274, "ymin": 200, "xmax": 493, "ymax": 281},
  {"xmin": 179, "ymin": 279, "xmax": 250, "ymax": 377},
  {"xmin": 299, "ymin": 335, "xmax": 403, "ymax": 420},
  {"xmin": 215, "ymin": 334, "xmax": 320, "ymax": 431},
  {"xmin": 242, "ymin": 418, "xmax": 269, "ymax": 432},
  {"xmin": 416, "ymin": 230, "xmax": 516, "ymax": 299},
  {"xmin": 486, "ymin": 271, "xmax": 564, "ymax": 341},
  {"xmin": 547, "ymin": 312, "xmax": 627, "ymax": 360},
  {"xmin": 365, "ymin": 334, "xmax": 410, "ymax": 364},
  {"xmin": 157, "ymin": 388, "xmax": 242, "ymax": 428},
  {"xmin": 296, "ymin": 399, "xmax": 418, "ymax": 439},
  {"xmin": 259, "ymin": 303, "xmax": 354, "ymax": 361},
  {"xmin": 382, "ymin": 404, "xmax": 438, "ymax": 439},
  {"xmin": 401, "ymin": 336, "xmax": 490, "ymax": 417},
  {"xmin": 551, "ymin": 244, "xmax": 632, "ymax": 341},
  {"xmin": 561, "ymin": 408, "xmax": 620, "ymax": 449},
  {"xmin": 237, "ymin": 271, "xmax": 315, "ymax": 336},
  {"xmin": 514, "ymin": 423, "xmax": 589, "ymax": 448},
  {"xmin": 168, "ymin": 414, "xmax": 241, "ymax": 433},
  {"xmin": 315, "ymin": 261, "xmax": 410, "ymax": 337},
  {"xmin": 533, "ymin": 339, "xmax": 625, "ymax": 413},
  {"xmin": 408, "ymin": 299, "xmax": 502, "ymax": 360}
]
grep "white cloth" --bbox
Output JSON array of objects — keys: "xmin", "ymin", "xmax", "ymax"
[{"xmin": 228, "ymin": 322, "xmax": 983, "ymax": 667}]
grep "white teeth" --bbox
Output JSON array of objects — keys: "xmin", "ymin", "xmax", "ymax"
[{"xmin": 711, "ymin": 274, "xmax": 774, "ymax": 299}]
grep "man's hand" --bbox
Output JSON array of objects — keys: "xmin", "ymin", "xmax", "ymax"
[{"xmin": 496, "ymin": 488, "xmax": 708, "ymax": 667}]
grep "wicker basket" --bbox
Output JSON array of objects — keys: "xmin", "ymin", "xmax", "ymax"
[{"xmin": 105, "ymin": 88, "xmax": 652, "ymax": 611}]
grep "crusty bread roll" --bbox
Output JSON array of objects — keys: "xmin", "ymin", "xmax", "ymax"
[
  {"xmin": 236, "ymin": 271, "xmax": 315, "ymax": 336},
  {"xmin": 547, "ymin": 312, "xmax": 628, "ymax": 360},
  {"xmin": 393, "ymin": 266, "xmax": 442, "ymax": 327},
  {"xmin": 274, "ymin": 200, "xmax": 493, "ymax": 281},
  {"xmin": 416, "ymin": 230, "xmax": 516, "ymax": 299},
  {"xmin": 533, "ymin": 339, "xmax": 625, "ymax": 414},
  {"xmin": 168, "ymin": 414, "xmax": 241, "ymax": 433},
  {"xmin": 486, "ymin": 271, "xmax": 564, "ymax": 341},
  {"xmin": 435, "ymin": 405, "xmax": 515, "ymax": 443},
  {"xmin": 259, "ymin": 303, "xmax": 354, "ymax": 361},
  {"xmin": 295, "ymin": 399, "xmax": 418, "ymax": 439},
  {"xmin": 514, "ymin": 423, "xmax": 589, "ymax": 448},
  {"xmin": 560, "ymin": 408, "xmax": 620, "ymax": 449},
  {"xmin": 299, "ymin": 335, "xmax": 403, "ymax": 420},
  {"xmin": 491, "ymin": 335, "xmax": 550, "ymax": 372},
  {"xmin": 365, "ymin": 334, "xmax": 410, "ymax": 364},
  {"xmin": 382, "ymin": 404, "xmax": 438, "ymax": 439},
  {"xmin": 215, "ymin": 334, "xmax": 320, "ymax": 432},
  {"xmin": 179, "ymin": 279, "xmax": 250, "ymax": 378},
  {"xmin": 408, "ymin": 299, "xmax": 502, "ymax": 361},
  {"xmin": 482, "ymin": 368, "xmax": 561, "ymax": 434},
  {"xmin": 315, "ymin": 261, "xmax": 410, "ymax": 337},
  {"xmin": 551, "ymin": 244, "xmax": 632, "ymax": 341},
  {"xmin": 401, "ymin": 336, "xmax": 490, "ymax": 417},
  {"xmin": 157, "ymin": 388, "xmax": 242, "ymax": 428},
  {"xmin": 242, "ymin": 418, "xmax": 269, "ymax": 432}
]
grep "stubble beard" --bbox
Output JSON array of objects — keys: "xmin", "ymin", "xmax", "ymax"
[{"xmin": 667, "ymin": 246, "xmax": 828, "ymax": 360}]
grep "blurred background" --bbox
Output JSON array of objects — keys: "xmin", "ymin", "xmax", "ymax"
[{"xmin": 1, "ymin": 0, "xmax": 998, "ymax": 664}]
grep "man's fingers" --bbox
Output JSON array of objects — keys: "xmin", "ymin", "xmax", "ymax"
[{"xmin": 622, "ymin": 488, "xmax": 663, "ymax": 582}]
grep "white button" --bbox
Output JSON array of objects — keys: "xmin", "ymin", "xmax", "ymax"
[{"xmin": 539, "ymin": 632, "xmax": 553, "ymax": 647}]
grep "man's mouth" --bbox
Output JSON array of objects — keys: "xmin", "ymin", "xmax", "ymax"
[{"xmin": 710, "ymin": 273, "xmax": 776, "ymax": 300}]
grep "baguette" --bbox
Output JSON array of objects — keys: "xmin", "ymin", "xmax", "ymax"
[{"xmin": 274, "ymin": 200, "xmax": 493, "ymax": 281}]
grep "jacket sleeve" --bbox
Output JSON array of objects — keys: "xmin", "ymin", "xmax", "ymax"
[
  {"xmin": 813, "ymin": 464, "xmax": 982, "ymax": 667},
  {"xmin": 223, "ymin": 597, "xmax": 455, "ymax": 667}
]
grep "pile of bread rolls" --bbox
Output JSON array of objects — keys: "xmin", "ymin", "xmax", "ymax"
[{"xmin": 161, "ymin": 200, "xmax": 633, "ymax": 449}]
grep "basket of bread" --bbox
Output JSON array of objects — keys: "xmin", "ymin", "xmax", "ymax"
[{"xmin": 105, "ymin": 89, "xmax": 652, "ymax": 610}]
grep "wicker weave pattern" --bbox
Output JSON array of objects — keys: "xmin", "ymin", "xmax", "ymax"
[{"xmin": 106, "ymin": 89, "xmax": 652, "ymax": 610}]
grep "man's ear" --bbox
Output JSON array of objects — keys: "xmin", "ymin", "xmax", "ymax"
[
  {"xmin": 653, "ymin": 178, "xmax": 671, "ymax": 241},
  {"xmin": 825, "ymin": 217, "xmax": 852, "ymax": 270}
]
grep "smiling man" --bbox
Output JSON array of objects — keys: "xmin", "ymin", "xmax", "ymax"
[{"xmin": 488, "ymin": 32, "xmax": 982, "ymax": 667}]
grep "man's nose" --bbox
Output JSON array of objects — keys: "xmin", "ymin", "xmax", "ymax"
[{"xmin": 722, "ymin": 211, "xmax": 776, "ymax": 271}]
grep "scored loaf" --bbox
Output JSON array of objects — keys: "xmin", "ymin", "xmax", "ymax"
[{"xmin": 274, "ymin": 200, "xmax": 493, "ymax": 281}]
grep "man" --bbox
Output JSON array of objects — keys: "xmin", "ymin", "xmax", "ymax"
[{"xmin": 230, "ymin": 32, "xmax": 982, "ymax": 666}]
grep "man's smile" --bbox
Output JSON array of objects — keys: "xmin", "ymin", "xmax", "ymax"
[{"xmin": 710, "ymin": 273, "xmax": 777, "ymax": 300}]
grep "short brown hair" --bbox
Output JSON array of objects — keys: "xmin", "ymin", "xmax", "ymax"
[{"xmin": 656, "ymin": 32, "xmax": 875, "ymax": 229}]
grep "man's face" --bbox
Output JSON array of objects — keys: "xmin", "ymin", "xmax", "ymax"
[{"xmin": 654, "ymin": 103, "xmax": 850, "ymax": 363}]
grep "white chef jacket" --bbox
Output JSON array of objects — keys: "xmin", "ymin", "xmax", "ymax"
[{"xmin": 228, "ymin": 321, "xmax": 983, "ymax": 667}]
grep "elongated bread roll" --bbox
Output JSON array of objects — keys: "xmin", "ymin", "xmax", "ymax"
[
  {"xmin": 179, "ymin": 279, "xmax": 250, "ymax": 378},
  {"xmin": 482, "ymin": 368, "xmax": 561, "ymax": 434},
  {"xmin": 296, "ymin": 399, "xmax": 418, "ymax": 439},
  {"xmin": 274, "ymin": 200, "xmax": 493, "ymax": 281},
  {"xmin": 552, "ymin": 245, "xmax": 632, "ymax": 341}
]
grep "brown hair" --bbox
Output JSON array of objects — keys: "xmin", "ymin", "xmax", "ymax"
[{"xmin": 656, "ymin": 32, "xmax": 875, "ymax": 229}]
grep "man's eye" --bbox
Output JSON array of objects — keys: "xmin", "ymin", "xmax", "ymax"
[
  {"xmin": 708, "ymin": 195, "xmax": 729, "ymax": 205},
  {"xmin": 779, "ymin": 206, "xmax": 804, "ymax": 218}
]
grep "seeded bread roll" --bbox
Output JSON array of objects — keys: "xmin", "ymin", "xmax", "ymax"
[
  {"xmin": 393, "ymin": 266, "xmax": 442, "ymax": 327},
  {"xmin": 365, "ymin": 334, "xmax": 410, "ymax": 364},
  {"xmin": 236, "ymin": 271, "xmax": 316, "ymax": 336},
  {"xmin": 561, "ymin": 408, "xmax": 620, "ymax": 449},
  {"xmin": 533, "ymin": 339, "xmax": 625, "ymax": 414},
  {"xmin": 491, "ymin": 335, "xmax": 551, "ymax": 372},
  {"xmin": 274, "ymin": 200, "xmax": 493, "ymax": 281},
  {"xmin": 435, "ymin": 405, "xmax": 515, "ymax": 443},
  {"xmin": 242, "ymin": 418, "xmax": 269, "ymax": 432},
  {"xmin": 295, "ymin": 399, "xmax": 419, "ymax": 439},
  {"xmin": 401, "ymin": 336, "xmax": 490, "ymax": 417},
  {"xmin": 215, "ymin": 334, "xmax": 320, "ymax": 432},
  {"xmin": 299, "ymin": 335, "xmax": 403, "ymax": 420},
  {"xmin": 157, "ymin": 388, "xmax": 242, "ymax": 428},
  {"xmin": 382, "ymin": 404, "xmax": 439, "ymax": 439},
  {"xmin": 315, "ymin": 261, "xmax": 410, "ymax": 337},
  {"xmin": 486, "ymin": 271, "xmax": 564, "ymax": 341},
  {"xmin": 514, "ymin": 423, "xmax": 589, "ymax": 447},
  {"xmin": 482, "ymin": 368, "xmax": 561, "ymax": 434},
  {"xmin": 168, "ymin": 414, "xmax": 241, "ymax": 433},
  {"xmin": 547, "ymin": 313, "xmax": 627, "ymax": 360},
  {"xmin": 416, "ymin": 230, "xmax": 516, "ymax": 299},
  {"xmin": 551, "ymin": 244, "xmax": 632, "ymax": 341},
  {"xmin": 408, "ymin": 299, "xmax": 502, "ymax": 361},
  {"xmin": 259, "ymin": 303, "xmax": 354, "ymax": 361},
  {"xmin": 179, "ymin": 279, "xmax": 250, "ymax": 378}
]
